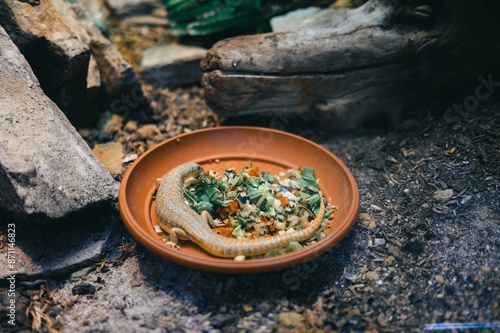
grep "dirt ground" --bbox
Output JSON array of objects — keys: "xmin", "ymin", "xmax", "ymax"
[
  {"xmin": 0, "ymin": 7, "xmax": 499, "ymax": 330},
  {"xmin": 1, "ymin": 72, "xmax": 498, "ymax": 332}
]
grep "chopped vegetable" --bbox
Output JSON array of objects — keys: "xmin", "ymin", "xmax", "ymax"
[
  {"xmin": 184, "ymin": 164, "xmax": 337, "ymax": 256},
  {"xmin": 154, "ymin": 225, "xmax": 164, "ymax": 234}
]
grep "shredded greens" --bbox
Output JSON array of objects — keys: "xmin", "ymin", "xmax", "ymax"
[{"xmin": 183, "ymin": 165, "xmax": 337, "ymax": 256}]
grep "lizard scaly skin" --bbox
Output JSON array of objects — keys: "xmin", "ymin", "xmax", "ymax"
[{"xmin": 155, "ymin": 162, "xmax": 325, "ymax": 258}]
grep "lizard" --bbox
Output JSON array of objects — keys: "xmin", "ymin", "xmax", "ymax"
[{"xmin": 155, "ymin": 162, "xmax": 325, "ymax": 258}]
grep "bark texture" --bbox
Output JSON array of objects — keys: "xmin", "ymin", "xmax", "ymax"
[{"xmin": 201, "ymin": 0, "xmax": 500, "ymax": 129}]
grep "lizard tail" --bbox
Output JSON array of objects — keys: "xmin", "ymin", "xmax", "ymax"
[{"xmin": 193, "ymin": 193, "xmax": 325, "ymax": 258}]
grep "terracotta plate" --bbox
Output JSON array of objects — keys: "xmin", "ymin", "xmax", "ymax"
[{"xmin": 118, "ymin": 126, "xmax": 359, "ymax": 273}]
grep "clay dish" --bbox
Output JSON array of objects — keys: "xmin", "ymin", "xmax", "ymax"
[{"xmin": 118, "ymin": 127, "xmax": 359, "ymax": 273}]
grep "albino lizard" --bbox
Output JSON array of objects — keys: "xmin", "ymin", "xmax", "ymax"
[{"xmin": 155, "ymin": 162, "xmax": 325, "ymax": 258}]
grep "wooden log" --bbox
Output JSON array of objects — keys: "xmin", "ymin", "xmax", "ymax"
[{"xmin": 201, "ymin": 0, "xmax": 500, "ymax": 130}]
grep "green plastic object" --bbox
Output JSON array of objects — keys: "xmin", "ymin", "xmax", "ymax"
[{"xmin": 164, "ymin": 0, "xmax": 290, "ymax": 36}]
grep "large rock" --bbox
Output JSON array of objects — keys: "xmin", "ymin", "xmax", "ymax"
[
  {"xmin": 70, "ymin": 4, "xmax": 153, "ymax": 121},
  {"xmin": 0, "ymin": 26, "xmax": 118, "ymax": 223},
  {"xmin": 141, "ymin": 44, "xmax": 207, "ymax": 88},
  {"xmin": 52, "ymin": 0, "xmax": 153, "ymax": 121},
  {"xmin": 51, "ymin": 0, "xmax": 102, "ymax": 126},
  {"xmin": 0, "ymin": 0, "xmax": 90, "ymax": 126},
  {"xmin": 0, "ymin": 219, "xmax": 114, "ymax": 279}
]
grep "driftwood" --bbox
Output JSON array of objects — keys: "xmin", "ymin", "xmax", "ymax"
[{"xmin": 201, "ymin": 0, "xmax": 500, "ymax": 130}]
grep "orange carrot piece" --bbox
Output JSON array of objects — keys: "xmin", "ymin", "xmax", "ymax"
[
  {"xmin": 248, "ymin": 169, "xmax": 259, "ymax": 177},
  {"xmin": 228, "ymin": 200, "xmax": 239, "ymax": 214},
  {"xmin": 212, "ymin": 227, "xmax": 234, "ymax": 237}
]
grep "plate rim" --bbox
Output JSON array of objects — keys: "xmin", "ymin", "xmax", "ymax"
[{"xmin": 118, "ymin": 126, "xmax": 359, "ymax": 273}]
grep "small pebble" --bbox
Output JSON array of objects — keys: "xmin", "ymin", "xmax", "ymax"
[
  {"xmin": 481, "ymin": 266, "xmax": 491, "ymax": 273},
  {"xmin": 377, "ymin": 312, "xmax": 387, "ymax": 326},
  {"xmin": 137, "ymin": 124, "xmax": 161, "ymax": 138},
  {"xmin": 243, "ymin": 305, "xmax": 253, "ymax": 312},
  {"xmin": 366, "ymin": 271, "xmax": 379, "ymax": 280},
  {"xmin": 358, "ymin": 213, "xmax": 371, "ymax": 221},
  {"xmin": 433, "ymin": 189, "xmax": 454, "ymax": 202},
  {"xmin": 344, "ymin": 273, "xmax": 358, "ymax": 282},
  {"xmin": 209, "ymin": 313, "xmax": 237, "ymax": 329},
  {"xmin": 368, "ymin": 220, "xmax": 377, "ymax": 230},
  {"xmin": 279, "ymin": 312, "xmax": 303, "ymax": 327},
  {"xmin": 435, "ymin": 275, "xmax": 445, "ymax": 284},
  {"xmin": 457, "ymin": 248, "xmax": 468, "ymax": 258},
  {"xmin": 72, "ymin": 283, "xmax": 96, "ymax": 295},
  {"xmin": 385, "ymin": 256, "xmax": 395, "ymax": 264},
  {"xmin": 124, "ymin": 120, "xmax": 138, "ymax": 132},
  {"xmin": 374, "ymin": 238, "xmax": 386, "ymax": 246},
  {"xmin": 122, "ymin": 153, "xmax": 138, "ymax": 163}
]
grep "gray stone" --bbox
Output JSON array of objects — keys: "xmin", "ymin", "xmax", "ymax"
[
  {"xmin": 52, "ymin": 0, "xmax": 153, "ymax": 120},
  {"xmin": 70, "ymin": 4, "xmax": 153, "ymax": 120},
  {"xmin": 141, "ymin": 44, "xmax": 207, "ymax": 88},
  {"xmin": 433, "ymin": 189, "xmax": 454, "ymax": 202},
  {"xmin": 52, "ymin": 0, "xmax": 92, "ymax": 45},
  {"xmin": 52, "ymin": 0, "xmax": 102, "ymax": 125},
  {"xmin": 72, "ymin": 283, "xmax": 97, "ymax": 295},
  {"xmin": 0, "ymin": 0, "xmax": 91, "ymax": 126},
  {"xmin": 0, "ymin": 217, "xmax": 114, "ymax": 279},
  {"xmin": 209, "ymin": 313, "xmax": 237, "ymax": 329},
  {"xmin": 105, "ymin": 0, "xmax": 168, "ymax": 26},
  {"xmin": 0, "ymin": 25, "xmax": 118, "ymax": 223}
]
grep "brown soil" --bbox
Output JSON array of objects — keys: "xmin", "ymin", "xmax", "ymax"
[
  {"xmin": 7, "ymin": 73, "xmax": 496, "ymax": 333},
  {"xmin": 1, "ymin": 10, "xmax": 498, "ymax": 333}
]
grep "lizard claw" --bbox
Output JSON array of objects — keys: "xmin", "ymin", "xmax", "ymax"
[
  {"xmin": 211, "ymin": 218, "xmax": 226, "ymax": 228},
  {"xmin": 202, "ymin": 210, "xmax": 226, "ymax": 228},
  {"xmin": 165, "ymin": 241, "xmax": 181, "ymax": 250}
]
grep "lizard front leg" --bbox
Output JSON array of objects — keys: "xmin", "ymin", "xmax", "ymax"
[
  {"xmin": 166, "ymin": 227, "xmax": 189, "ymax": 250},
  {"xmin": 200, "ymin": 211, "xmax": 225, "ymax": 228}
]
